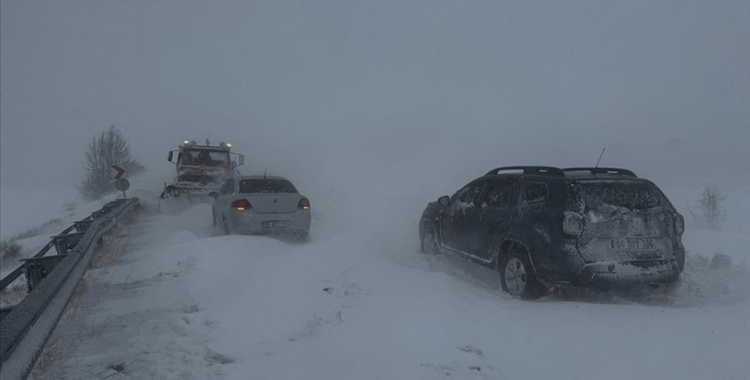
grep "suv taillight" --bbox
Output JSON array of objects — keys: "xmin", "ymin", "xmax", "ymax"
[
  {"xmin": 563, "ymin": 212, "xmax": 583, "ymax": 236},
  {"xmin": 298, "ymin": 198, "xmax": 310, "ymax": 210},
  {"xmin": 231, "ymin": 199, "xmax": 252, "ymax": 211},
  {"xmin": 675, "ymin": 214, "xmax": 685, "ymax": 235}
]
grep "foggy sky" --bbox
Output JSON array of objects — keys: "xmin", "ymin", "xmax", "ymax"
[{"xmin": 2, "ymin": 0, "xmax": 749, "ymax": 206}]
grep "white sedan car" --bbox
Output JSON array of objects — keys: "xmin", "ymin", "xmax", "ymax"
[{"xmin": 210, "ymin": 175, "xmax": 311, "ymax": 238}]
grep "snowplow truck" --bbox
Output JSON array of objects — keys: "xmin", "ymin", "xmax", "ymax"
[{"xmin": 161, "ymin": 139, "xmax": 244, "ymax": 199}]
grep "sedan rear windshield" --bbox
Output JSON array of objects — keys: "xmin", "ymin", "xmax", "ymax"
[
  {"xmin": 575, "ymin": 181, "xmax": 666, "ymax": 211},
  {"xmin": 239, "ymin": 179, "xmax": 297, "ymax": 194}
]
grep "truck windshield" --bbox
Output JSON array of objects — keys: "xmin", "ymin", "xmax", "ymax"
[{"xmin": 181, "ymin": 150, "xmax": 230, "ymax": 166}]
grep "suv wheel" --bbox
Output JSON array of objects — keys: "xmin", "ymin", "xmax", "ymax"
[
  {"xmin": 500, "ymin": 251, "xmax": 543, "ymax": 299},
  {"xmin": 421, "ymin": 227, "xmax": 438, "ymax": 255}
]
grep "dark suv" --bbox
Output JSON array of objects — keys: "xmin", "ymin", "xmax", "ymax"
[{"xmin": 419, "ymin": 166, "xmax": 685, "ymax": 299}]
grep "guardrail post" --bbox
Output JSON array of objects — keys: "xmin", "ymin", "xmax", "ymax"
[
  {"xmin": 73, "ymin": 220, "xmax": 93, "ymax": 233},
  {"xmin": 51, "ymin": 232, "xmax": 86, "ymax": 256},
  {"xmin": 20, "ymin": 256, "xmax": 66, "ymax": 292}
]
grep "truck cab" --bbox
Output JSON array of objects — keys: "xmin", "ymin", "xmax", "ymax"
[{"xmin": 162, "ymin": 139, "xmax": 245, "ymax": 199}]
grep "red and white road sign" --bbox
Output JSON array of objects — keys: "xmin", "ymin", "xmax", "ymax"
[{"xmin": 111, "ymin": 165, "xmax": 125, "ymax": 180}]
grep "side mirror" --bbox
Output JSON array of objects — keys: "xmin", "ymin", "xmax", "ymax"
[
  {"xmin": 438, "ymin": 196, "xmax": 450, "ymax": 206},
  {"xmin": 167, "ymin": 151, "xmax": 173, "ymax": 162},
  {"xmin": 208, "ymin": 192, "xmax": 219, "ymax": 199},
  {"xmin": 238, "ymin": 154, "xmax": 244, "ymax": 166}
]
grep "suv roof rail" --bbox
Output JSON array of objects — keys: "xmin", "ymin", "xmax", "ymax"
[
  {"xmin": 562, "ymin": 167, "xmax": 637, "ymax": 177},
  {"xmin": 485, "ymin": 166, "xmax": 565, "ymax": 177}
]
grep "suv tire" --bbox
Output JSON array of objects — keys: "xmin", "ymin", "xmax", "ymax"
[{"xmin": 500, "ymin": 251, "xmax": 543, "ymax": 299}]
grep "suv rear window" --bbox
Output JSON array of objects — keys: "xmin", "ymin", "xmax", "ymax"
[
  {"xmin": 239, "ymin": 179, "xmax": 297, "ymax": 194},
  {"xmin": 577, "ymin": 182, "xmax": 665, "ymax": 211}
]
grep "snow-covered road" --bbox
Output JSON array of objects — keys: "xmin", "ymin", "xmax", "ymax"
[{"xmin": 30, "ymin": 189, "xmax": 750, "ymax": 380}]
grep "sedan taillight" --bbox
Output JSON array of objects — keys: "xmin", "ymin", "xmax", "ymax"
[
  {"xmin": 298, "ymin": 198, "xmax": 310, "ymax": 210},
  {"xmin": 231, "ymin": 199, "xmax": 252, "ymax": 211},
  {"xmin": 563, "ymin": 212, "xmax": 583, "ymax": 236}
]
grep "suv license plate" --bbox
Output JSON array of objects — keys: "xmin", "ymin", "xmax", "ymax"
[
  {"xmin": 610, "ymin": 239, "xmax": 655, "ymax": 250},
  {"xmin": 262, "ymin": 221, "xmax": 285, "ymax": 228}
]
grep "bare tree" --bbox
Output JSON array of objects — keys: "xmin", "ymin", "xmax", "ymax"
[
  {"xmin": 78, "ymin": 125, "xmax": 145, "ymax": 200},
  {"xmin": 692, "ymin": 183, "xmax": 727, "ymax": 231}
]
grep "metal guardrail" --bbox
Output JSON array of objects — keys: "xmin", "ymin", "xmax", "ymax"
[
  {"xmin": 0, "ymin": 228, "xmax": 73, "ymax": 292},
  {"xmin": 0, "ymin": 197, "xmax": 139, "ymax": 380}
]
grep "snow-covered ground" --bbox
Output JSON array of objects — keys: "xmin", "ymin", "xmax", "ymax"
[{"xmin": 5, "ymin": 178, "xmax": 745, "ymax": 380}]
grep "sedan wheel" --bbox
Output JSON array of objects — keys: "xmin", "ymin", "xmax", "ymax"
[
  {"xmin": 676, "ymin": 249, "xmax": 685, "ymax": 273},
  {"xmin": 222, "ymin": 217, "xmax": 230, "ymax": 235}
]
